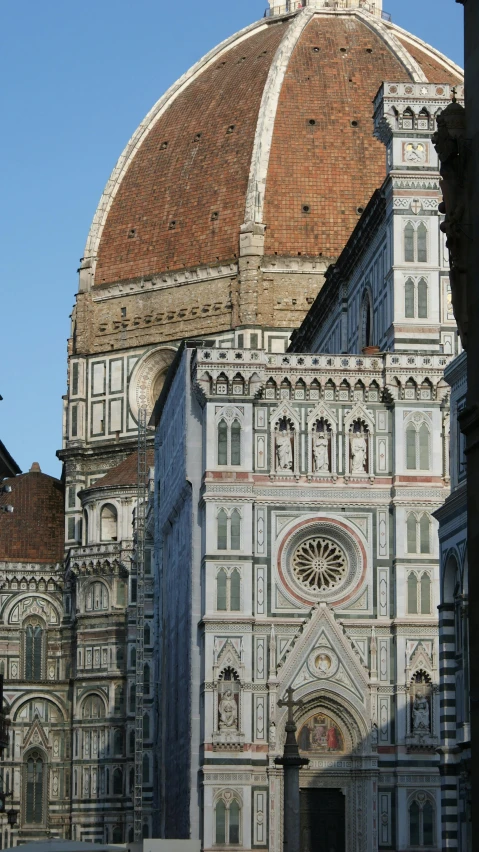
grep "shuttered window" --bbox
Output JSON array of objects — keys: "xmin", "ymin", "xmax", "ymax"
[{"xmin": 25, "ymin": 753, "xmax": 44, "ymax": 824}]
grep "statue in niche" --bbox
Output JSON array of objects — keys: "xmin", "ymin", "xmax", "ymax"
[
  {"xmin": 276, "ymin": 421, "xmax": 293, "ymax": 470},
  {"xmin": 313, "ymin": 424, "xmax": 330, "ymax": 472},
  {"xmin": 219, "ymin": 688, "xmax": 238, "ymax": 730},
  {"xmin": 350, "ymin": 426, "xmax": 367, "ymax": 473},
  {"xmin": 412, "ymin": 691, "xmax": 430, "ymax": 733}
]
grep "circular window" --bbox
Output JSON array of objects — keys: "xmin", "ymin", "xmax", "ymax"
[
  {"xmin": 292, "ymin": 537, "xmax": 347, "ymax": 591},
  {"xmin": 279, "ymin": 520, "xmax": 366, "ymax": 605}
]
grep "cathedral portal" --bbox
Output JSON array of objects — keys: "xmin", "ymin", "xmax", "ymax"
[{"xmin": 300, "ymin": 788, "xmax": 345, "ymax": 852}]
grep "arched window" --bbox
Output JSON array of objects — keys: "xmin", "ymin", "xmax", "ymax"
[
  {"xmin": 217, "ymin": 510, "xmax": 228, "ymax": 550},
  {"xmin": 230, "ymin": 569, "xmax": 241, "ymax": 611},
  {"xmin": 113, "ymin": 767, "xmax": 123, "ymax": 795},
  {"xmin": 407, "ymin": 514, "xmax": 417, "ymax": 553},
  {"xmin": 129, "ymin": 767, "xmax": 134, "ymax": 793},
  {"xmin": 215, "ymin": 795, "xmax": 241, "ymax": 845},
  {"xmin": 25, "ymin": 751, "xmax": 44, "ymax": 824},
  {"xmin": 417, "ymin": 222, "xmax": 428, "ymax": 263},
  {"xmin": 217, "ymin": 417, "xmax": 242, "ymax": 466},
  {"xmin": 113, "ymin": 729, "xmax": 123, "ymax": 756},
  {"xmin": 418, "ymin": 278, "xmax": 428, "ymax": 318},
  {"xmin": 420, "ymin": 573, "xmax": 432, "ymax": 615},
  {"xmin": 231, "ymin": 420, "xmax": 241, "ymax": 465},
  {"xmin": 129, "ymin": 729, "xmax": 135, "ymax": 755},
  {"xmin": 114, "ymin": 686, "xmax": 124, "ymax": 715},
  {"xmin": 231, "ymin": 510, "xmax": 241, "ymax": 550},
  {"xmin": 86, "ymin": 581, "xmax": 109, "ymax": 612},
  {"xmin": 408, "ymin": 573, "xmax": 419, "ymax": 615},
  {"xmin": 405, "ymin": 222, "xmax": 415, "ymax": 262},
  {"xmin": 144, "ymin": 663, "xmax": 151, "ymax": 695},
  {"xmin": 406, "ymin": 424, "xmax": 417, "ymax": 470},
  {"xmin": 420, "ymin": 515, "xmax": 430, "ymax": 554},
  {"xmin": 229, "ymin": 800, "xmax": 240, "ymax": 844},
  {"xmin": 406, "ymin": 420, "xmax": 430, "ymax": 471},
  {"xmin": 216, "ymin": 568, "xmax": 241, "ymax": 612},
  {"xmin": 409, "ymin": 793, "xmax": 435, "ymax": 847},
  {"xmin": 144, "ymin": 623, "xmax": 151, "ymax": 645},
  {"xmin": 404, "ymin": 222, "xmax": 428, "ymax": 263},
  {"xmin": 142, "ymin": 754, "xmax": 150, "ymax": 784},
  {"xmin": 407, "ymin": 513, "xmax": 431, "ymax": 554},
  {"xmin": 217, "ymin": 569, "xmax": 227, "ymax": 611},
  {"xmin": 216, "ymin": 800, "xmax": 226, "ymax": 844},
  {"xmin": 217, "ymin": 509, "xmax": 241, "ymax": 551},
  {"xmin": 25, "ymin": 621, "xmax": 44, "ymax": 681},
  {"xmin": 143, "ymin": 712, "xmax": 150, "ymax": 740},
  {"xmin": 112, "ymin": 826, "xmax": 123, "ymax": 844},
  {"xmin": 360, "ymin": 290, "xmax": 373, "ymax": 349},
  {"xmin": 100, "ymin": 504, "xmax": 118, "ymax": 541},
  {"xmin": 130, "ymin": 646, "xmax": 136, "ymax": 669},
  {"xmin": 218, "ymin": 420, "xmax": 228, "ymax": 465},
  {"xmin": 405, "ymin": 278, "xmax": 415, "ymax": 318},
  {"xmin": 419, "ymin": 423, "xmax": 430, "ymax": 470},
  {"xmin": 407, "ymin": 571, "xmax": 432, "ymax": 615},
  {"xmin": 129, "ymin": 683, "xmax": 136, "ymax": 713},
  {"xmin": 82, "ymin": 695, "xmax": 105, "ymax": 719}
]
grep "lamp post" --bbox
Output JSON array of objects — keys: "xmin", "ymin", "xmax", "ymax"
[
  {"xmin": 0, "ymin": 790, "xmax": 18, "ymax": 828},
  {"xmin": 274, "ymin": 687, "xmax": 309, "ymax": 852}
]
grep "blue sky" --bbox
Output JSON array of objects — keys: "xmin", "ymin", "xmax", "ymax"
[{"xmin": 0, "ymin": 1, "xmax": 463, "ymax": 477}]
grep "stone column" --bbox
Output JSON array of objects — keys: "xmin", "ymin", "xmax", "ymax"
[{"xmin": 274, "ymin": 688, "xmax": 309, "ymax": 852}]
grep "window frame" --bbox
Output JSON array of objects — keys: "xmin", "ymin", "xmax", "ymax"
[
  {"xmin": 408, "ymin": 791, "xmax": 436, "ymax": 848},
  {"xmin": 214, "ymin": 793, "xmax": 242, "ymax": 845},
  {"xmin": 216, "ymin": 567, "xmax": 241, "ymax": 612},
  {"xmin": 216, "ymin": 508, "xmax": 242, "ymax": 552},
  {"xmin": 404, "ymin": 220, "xmax": 429, "ymax": 264},
  {"xmin": 405, "ymin": 418, "xmax": 431, "ymax": 472},
  {"xmin": 24, "ymin": 749, "xmax": 46, "ymax": 826},
  {"xmin": 406, "ymin": 513, "xmax": 431, "ymax": 555},
  {"xmin": 216, "ymin": 416, "xmax": 242, "ymax": 467},
  {"xmin": 24, "ymin": 618, "xmax": 45, "ymax": 681},
  {"xmin": 406, "ymin": 570, "xmax": 432, "ymax": 615}
]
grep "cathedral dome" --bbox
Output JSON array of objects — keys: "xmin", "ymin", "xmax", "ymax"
[
  {"xmin": 84, "ymin": 2, "xmax": 462, "ymax": 290},
  {"xmin": 0, "ymin": 464, "xmax": 64, "ymax": 563}
]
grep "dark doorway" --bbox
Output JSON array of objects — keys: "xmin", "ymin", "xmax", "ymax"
[{"xmin": 300, "ymin": 788, "xmax": 345, "ymax": 852}]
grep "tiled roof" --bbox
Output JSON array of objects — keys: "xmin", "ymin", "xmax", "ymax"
[
  {"xmin": 88, "ymin": 449, "xmax": 155, "ymax": 489},
  {"xmin": 0, "ymin": 465, "xmax": 64, "ymax": 563},
  {"xmin": 91, "ymin": 11, "xmax": 462, "ymax": 286}
]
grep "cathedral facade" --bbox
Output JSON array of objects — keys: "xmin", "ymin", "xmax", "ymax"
[
  {"xmin": 0, "ymin": 1, "xmax": 464, "ymax": 850},
  {"xmin": 153, "ymin": 78, "xmax": 460, "ymax": 852}
]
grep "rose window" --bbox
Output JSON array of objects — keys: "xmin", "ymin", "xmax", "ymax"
[{"xmin": 292, "ymin": 537, "xmax": 348, "ymax": 591}]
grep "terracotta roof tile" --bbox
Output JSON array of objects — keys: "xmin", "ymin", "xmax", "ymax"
[
  {"xmin": 0, "ymin": 467, "xmax": 64, "ymax": 563},
  {"xmin": 89, "ymin": 449, "xmax": 155, "ymax": 489},
  {"xmin": 92, "ymin": 13, "xmax": 461, "ymax": 286}
]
